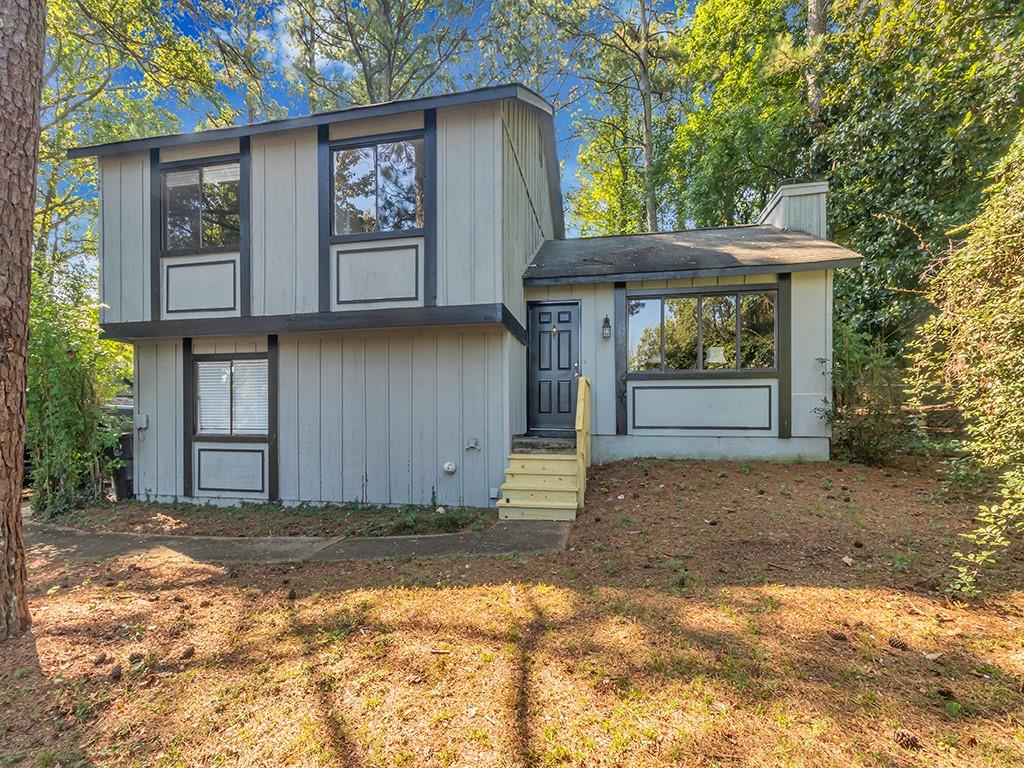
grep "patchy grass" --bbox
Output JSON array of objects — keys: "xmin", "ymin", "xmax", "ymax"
[
  {"xmin": 5, "ymin": 458, "xmax": 1024, "ymax": 767},
  {"xmin": 53, "ymin": 500, "xmax": 496, "ymax": 538}
]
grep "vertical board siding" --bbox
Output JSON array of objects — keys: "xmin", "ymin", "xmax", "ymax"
[
  {"xmin": 501, "ymin": 101, "xmax": 554, "ymax": 326},
  {"xmin": 790, "ymin": 270, "xmax": 831, "ymax": 437},
  {"xmin": 98, "ymin": 154, "xmax": 153, "ymax": 324},
  {"xmin": 436, "ymin": 104, "xmax": 502, "ymax": 308},
  {"xmin": 133, "ymin": 340, "xmax": 183, "ymax": 499},
  {"xmin": 251, "ymin": 129, "xmax": 319, "ymax": 317},
  {"xmin": 276, "ymin": 328, "xmax": 507, "ymax": 507}
]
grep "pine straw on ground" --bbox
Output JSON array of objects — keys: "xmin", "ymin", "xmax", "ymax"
[
  {"xmin": 3, "ymin": 458, "xmax": 1023, "ymax": 767},
  {"xmin": 54, "ymin": 501, "xmax": 496, "ymax": 538}
]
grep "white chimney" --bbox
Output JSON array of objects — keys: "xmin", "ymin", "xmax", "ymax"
[{"xmin": 756, "ymin": 181, "xmax": 828, "ymax": 239}]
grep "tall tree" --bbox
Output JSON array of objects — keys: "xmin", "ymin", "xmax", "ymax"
[
  {"xmin": 820, "ymin": 0, "xmax": 1024, "ymax": 350},
  {"xmin": 665, "ymin": 0, "xmax": 808, "ymax": 227},
  {"xmin": 1, "ymin": 0, "xmax": 45, "ymax": 641},
  {"xmin": 554, "ymin": 0, "xmax": 676, "ymax": 233},
  {"xmin": 284, "ymin": 0, "xmax": 484, "ymax": 107}
]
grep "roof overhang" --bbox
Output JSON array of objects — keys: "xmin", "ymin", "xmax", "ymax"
[
  {"xmin": 523, "ymin": 225, "xmax": 861, "ymax": 285},
  {"xmin": 67, "ymin": 83, "xmax": 552, "ymax": 160}
]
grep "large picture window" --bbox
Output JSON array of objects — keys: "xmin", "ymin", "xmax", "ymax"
[
  {"xmin": 164, "ymin": 162, "xmax": 240, "ymax": 252},
  {"xmin": 627, "ymin": 290, "xmax": 776, "ymax": 373},
  {"xmin": 195, "ymin": 358, "xmax": 268, "ymax": 436},
  {"xmin": 332, "ymin": 138, "xmax": 424, "ymax": 236}
]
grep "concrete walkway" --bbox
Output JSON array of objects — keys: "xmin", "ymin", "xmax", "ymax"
[{"xmin": 24, "ymin": 519, "xmax": 571, "ymax": 564}]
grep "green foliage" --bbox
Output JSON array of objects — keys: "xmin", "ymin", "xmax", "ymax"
[
  {"xmin": 821, "ymin": 0, "xmax": 1024, "ymax": 351},
  {"xmin": 27, "ymin": 261, "xmax": 132, "ymax": 517},
  {"xmin": 666, "ymin": 0, "xmax": 808, "ymax": 227},
  {"xmin": 909, "ymin": 127, "xmax": 1024, "ymax": 593},
  {"xmin": 818, "ymin": 320, "xmax": 910, "ymax": 465}
]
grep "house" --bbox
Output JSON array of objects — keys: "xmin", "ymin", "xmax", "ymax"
[{"xmin": 69, "ymin": 84, "xmax": 860, "ymax": 520}]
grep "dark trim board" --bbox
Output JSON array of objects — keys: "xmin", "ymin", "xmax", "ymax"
[
  {"xmin": 149, "ymin": 149, "xmax": 161, "ymax": 321},
  {"xmin": 317, "ymin": 125, "xmax": 331, "ymax": 313},
  {"xmin": 163, "ymin": 258, "xmax": 238, "ymax": 314},
  {"xmin": 68, "ymin": 84, "xmax": 553, "ymax": 159},
  {"xmin": 182, "ymin": 338, "xmax": 193, "ymax": 496},
  {"xmin": 630, "ymin": 384, "xmax": 774, "ymax": 431},
  {"xmin": 777, "ymin": 274, "xmax": 792, "ymax": 439},
  {"xmin": 102, "ymin": 303, "xmax": 528, "ymax": 341},
  {"xmin": 196, "ymin": 447, "xmax": 267, "ymax": 494},
  {"xmin": 238, "ymin": 136, "xmax": 252, "ymax": 317},
  {"xmin": 267, "ymin": 335, "xmax": 279, "ymax": 501},
  {"xmin": 423, "ymin": 109, "xmax": 438, "ymax": 306},
  {"xmin": 625, "ymin": 369, "xmax": 779, "ymax": 381},
  {"xmin": 501, "ymin": 305, "xmax": 528, "ymax": 345},
  {"xmin": 613, "ymin": 282, "xmax": 627, "ymax": 435},
  {"xmin": 334, "ymin": 243, "xmax": 420, "ymax": 305}
]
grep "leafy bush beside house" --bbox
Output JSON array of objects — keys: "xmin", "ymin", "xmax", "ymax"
[
  {"xmin": 27, "ymin": 261, "xmax": 132, "ymax": 518},
  {"xmin": 910, "ymin": 128, "xmax": 1024, "ymax": 593}
]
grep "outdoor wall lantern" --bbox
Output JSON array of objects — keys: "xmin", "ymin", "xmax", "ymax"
[{"xmin": 602, "ymin": 315, "xmax": 612, "ymax": 339}]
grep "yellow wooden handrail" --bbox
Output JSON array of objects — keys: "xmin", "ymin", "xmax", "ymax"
[{"xmin": 575, "ymin": 376, "xmax": 591, "ymax": 509}]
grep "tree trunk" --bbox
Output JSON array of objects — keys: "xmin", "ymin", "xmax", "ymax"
[
  {"xmin": 637, "ymin": 0, "xmax": 658, "ymax": 232},
  {"xmin": 806, "ymin": 0, "xmax": 826, "ymax": 120},
  {"xmin": 0, "ymin": 0, "xmax": 45, "ymax": 642}
]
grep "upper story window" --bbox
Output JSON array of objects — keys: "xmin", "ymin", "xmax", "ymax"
[
  {"xmin": 627, "ymin": 290, "xmax": 776, "ymax": 373},
  {"xmin": 164, "ymin": 162, "xmax": 240, "ymax": 252},
  {"xmin": 195, "ymin": 358, "xmax": 268, "ymax": 436},
  {"xmin": 331, "ymin": 138, "xmax": 424, "ymax": 236}
]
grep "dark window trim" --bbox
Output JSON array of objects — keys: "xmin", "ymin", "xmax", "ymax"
[
  {"xmin": 614, "ymin": 282, "xmax": 627, "ymax": 435},
  {"xmin": 155, "ymin": 145, "xmax": 251, "ymax": 320},
  {"xmin": 160, "ymin": 156, "xmax": 243, "ymax": 254},
  {"xmin": 625, "ymin": 287, "xmax": 779, "ymax": 376},
  {"xmin": 328, "ymin": 130, "xmax": 426, "ymax": 238},
  {"xmin": 192, "ymin": 352, "xmax": 270, "ymax": 439},
  {"xmin": 329, "ymin": 228, "xmax": 424, "ymax": 246},
  {"xmin": 182, "ymin": 338, "xmax": 194, "ymax": 495}
]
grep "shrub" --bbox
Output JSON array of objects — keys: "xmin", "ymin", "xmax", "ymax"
[
  {"xmin": 909, "ymin": 127, "xmax": 1024, "ymax": 594},
  {"xmin": 26, "ymin": 261, "xmax": 131, "ymax": 517},
  {"xmin": 818, "ymin": 320, "xmax": 912, "ymax": 465}
]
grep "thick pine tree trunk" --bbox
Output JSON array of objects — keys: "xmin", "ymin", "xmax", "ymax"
[{"xmin": 0, "ymin": 0, "xmax": 45, "ymax": 642}]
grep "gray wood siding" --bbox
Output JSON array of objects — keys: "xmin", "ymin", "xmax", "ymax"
[
  {"xmin": 99, "ymin": 154, "xmax": 150, "ymax": 324},
  {"xmin": 251, "ymin": 129, "xmax": 320, "ymax": 316},
  {"xmin": 435, "ymin": 104, "xmax": 503, "ymax": 308},
  {"xmin": 133, "ymin": 340, "xmax": 184, "ymax": 500},
  {"xmin": 501, "ymin": 101, "xmax": 553, "ymax": 325},
  {"xmin": 276, "ymin": 328, "xmax": 509, "ymax": 507},
  {"xmin": 526, "ymin": 271, "xmax": 827, "ymax": 439}
]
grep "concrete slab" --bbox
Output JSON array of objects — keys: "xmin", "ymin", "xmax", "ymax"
[
  {"xmin": 25, "ymin": 525, "xmax": 330, "ymax": 564},
  {"xmin": 475, "ymin": 521, "xmax": 570, "ymax": 555},
  {"xmin": 24, "ymin": 519, "xmax": 571, "ymax": 565},
  {"xmin": 310, "ymin": 531, "xmax": 482, "ymax": 562}
]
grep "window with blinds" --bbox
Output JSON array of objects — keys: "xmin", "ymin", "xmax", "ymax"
[{"xmin": 195, "ymin": 359, "xmax": 268, "ymax": 436}]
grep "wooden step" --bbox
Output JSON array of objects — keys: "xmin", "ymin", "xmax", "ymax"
[
  {"xmin": 498, "ymin": 485, "xmax": 579, "ymax": 506},
  {"xmin": 502, "ymin": 472, "xmax": 578, "ymax": 490},
  {"xmin": 506, "ymin": 454, "xmax": 577, "ymax": 475},
  {"xmin": 511, "ymin": 436, "xmax": 577, "ymax": 454},
  {"xmin": 497, "ymin": 498, "xmax": 577, "ymax": 522}
]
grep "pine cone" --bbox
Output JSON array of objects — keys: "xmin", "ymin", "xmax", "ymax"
[
  {"xmin": 827, "ymin": 629, "xmax": 848, "ymax": 642},
  {"xmin": 893, "ymin": 728, "xmax": 922, "ymax": 750},
  {"xmin": 888, "ymin": 636, "xmax": 909, "ymax": 651}
]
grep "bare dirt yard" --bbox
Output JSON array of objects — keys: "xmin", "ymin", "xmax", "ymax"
[{"xmin": 3, "ymin": 458, "xmax": 1023, "ymax": 767}]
